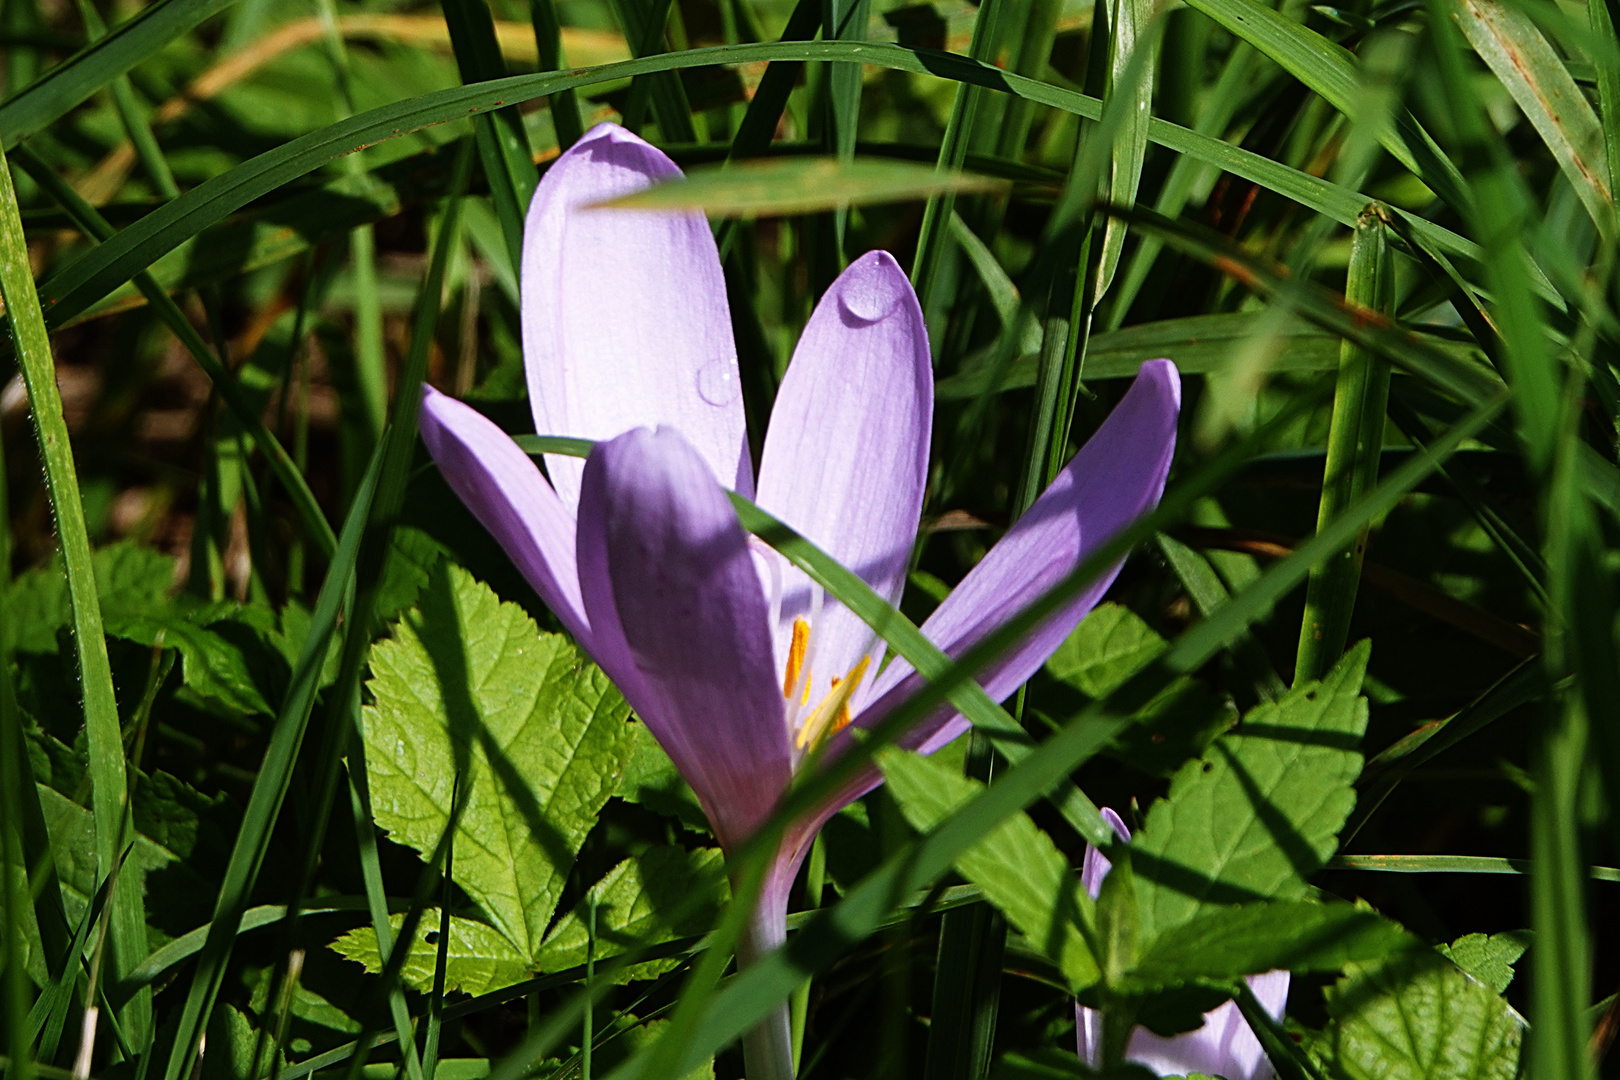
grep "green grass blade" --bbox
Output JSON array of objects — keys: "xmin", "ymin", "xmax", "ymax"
[
  {"xmin": 1179, "ymin": 0, "xmax": 1471, "ymax": 214},
  {"xmin": 0, "ymin": 0, "xmax": 239, "ymax": 149},
  {"xmin": 157, "ymin": 451, "xmax": 386, "ymax": 1080},
  {"xmin": 1296, "ymin": 205, "xmax": 1393, "ymax": 684},
  {"xmin": 7, "ymin": 145, "xmax": 336, "ymax": 559},
  {"xmin": 0, "ymin": 143, "xmax": 144, "ymax": 1050},
  {"xmin": 31, "ymin": 42, "xmax": 1504, "ymax": 330},
  {"xmin": 529, "ymin": 0, "xmax": 584, "ymax": 148},
  {"xmin": 1455, "ymin": 0, "xmax": 1613, "ymax": 236},
  {"xmin": 443, "ymin": 0, "xmax": 540, "ymax": 273}
]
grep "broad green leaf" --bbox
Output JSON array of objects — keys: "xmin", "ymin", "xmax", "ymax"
[
  {"xmin": 1131, "ymin": 642, "xmax": 1370, "ymax": 941},
  {"xmin": 1327, "ymin": 952, "xmax": 1523, "ymax": 1080},
  {"xmin": 202, "ymin": 1004, "xmax": 281, "ymax": 1080},
  {"xmin": 329, "ymin": 911, "xmax": 535, "ymax": 996},
  {"xmin": 362, "ymin": 564, "xmax": 638, "ymax": 957},
  {"xmin": 106, "ymin": 611, "xmax": 271, "ymax": 717},
  {"xmin": 538, "ymin": 845, "xmax": 727, "ymax": 975},
  {"xmin": 1438, "ymin": 931, "xmax": 1528, "ymax": 995},
  {"xmin": 1128, "ymin": 900, "xmax": 1415, "ymax": 990},
  {"xmin": 1035, "ymin": 604, "xmax": 1234, "ymax": 776},
  {"xmin": 878, "ymin": 747, "xmax": 1099, "ymax": 991},
  {"xmin": 5, "ymin": 540, "xmax": 178, "ymax": 654},
  {"xmin": 1045, "ymin": 603, "xmax": 1168, "ymax": 698},
  {"xmin": 1454, "ymin": 0, "xmax": 1611, "ymax": 232},
  {"xmin": 598, "ymin": 157, "xmax": 1005, "ymax": 217}
]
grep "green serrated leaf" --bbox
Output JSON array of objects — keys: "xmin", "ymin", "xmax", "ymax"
[
  {"xmin": 5, "ymin": 540, "xmax": 178, "ymax": 654},
  {"xmin": 1132, "ymin": 642, "xmax": 1371, "ymax": 941},
  {"xmin": 1438, "ymin": 931, "xmax": 1528, "ymax": 995},
  {"xmin": 878, "ymin": 747, "xmax": 1099, "ymax": 992},
  {"xmin": 1129, "ymin": 900, "xmax": 1414, "ymax": 990},
  {"xmin": 106, "ymin": 611, "xmax": 271, "ymax": 717},
  {"xmin": 1327, "ymin": 952, "xmax": 1523, "ymax": 1080},
  {"xmin": 329, "ymin": 911, "xmax": 535, "ymax": 997},
  {"xmin": 1036, "ymin": 604, "xmax": 1234, "ymax": 776},
  {"xmin": 1046, "ymin": 604, "xmax": 1167, "ymax": 698},
  {"xmin": 538, "ymin": 845, "xmax": 727, "ymax": 974},
  {"xmin": 362, "ymin": 563, "xmax": 638, "ymax": 957}
]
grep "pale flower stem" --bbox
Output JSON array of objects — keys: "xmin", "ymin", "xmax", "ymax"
[{"xmin": 737, "ymin": 899, "xmax": 796, "ymax": 1080}]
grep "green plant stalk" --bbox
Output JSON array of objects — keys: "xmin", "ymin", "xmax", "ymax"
[
  {"xmin": 6, "ymin": 146, "xmax": 336, "ymax": 558},
  {"xmin": 1295, "ymin": 205, "xmax": 1392, "ymax": 684},
  {"xmin": 911, "ymin": 0, "xmax": 1004, "ymax": 314},
  {"xmin": 922, "ymin": 727, "xmax": 1004, "ymax": 1080},
  {"xmin": 442, "ymin": 0, "xmax": 540, "ymax": 274},
  {"xmin": 787, "ymin": 835, "xmax": 823, "ymax": 1070},
  {"xmin": 0, "ymin": 144, "xmax": 147, "ymax": 1049},
  {"xmin": 529, "ymin": 0, "xmax": 585, "ymax": 148}
]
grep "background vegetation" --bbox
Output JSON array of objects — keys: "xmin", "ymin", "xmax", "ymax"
[{"xmin": 0, "ymin": 0, "xmax": 1613, "ymax": 1074}]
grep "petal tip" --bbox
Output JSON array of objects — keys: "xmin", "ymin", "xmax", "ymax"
[
  {"xmin": 833, "ymin": 249, "xmax": 919, "ymax": 325},
  {"xmin": 1139, "ymin": 357, "xmax": 1183, "ymax": 410}
]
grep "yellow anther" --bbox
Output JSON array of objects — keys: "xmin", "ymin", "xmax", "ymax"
[
  {"xmin": 795, "ymin": 656, "xmax": 871, "ymax": 751},
  {"xmin": 783, "ymin": 617, "xmax": 811, "ymax": 702}
]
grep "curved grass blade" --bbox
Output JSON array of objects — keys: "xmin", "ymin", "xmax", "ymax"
[
  {"xmin": 32, "ymin": 41, "xmax": 1499, "ymax": 330},
  {"xmin": 599, "ymin": 391, "xmax": 1504, "ymax": 1079},
  {"xmin": 1330, "ymin": 853, "xmax": 1620, "ymax": 880},
  {"xmin": 0, "ymin": 144, "xmax": 145, "ymax": 1048},
  {"xmin": 1178, "ymin": 0, "xmax": 1471, "ymax": 214},
  {"xmin": 0, "ymin": 0, "xmax": 240, "ymax": 149}
]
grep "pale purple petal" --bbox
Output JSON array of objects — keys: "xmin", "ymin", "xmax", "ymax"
[
  {"xmin": 574, "ymin": 425, "xmax": 791, "ymax": 852},
  {"xmin": 755, "ymin": 251, "xmax": 932, "ymax": 715},
  {"xmin": 863, "ymin": 359, "xmax": 1181, "ymax": 755},
  {"xmin": 1081, "ymin": 807, "xmax": 1131, "ymax": 898},
  {"xmin": 418, "ymin": 386, "xmax": 590, "ymax": 643},
  {"xmin": 522, "ymin": 122, "xmax": 750, "ymax": 513},
  {"xmin": 1076, "ymin": 1004, "xmax": 1104, "ymax": 1069},
  {"xmin": 1124, "ymin": 971, "xmax": 1289, "ymax": 1080}
]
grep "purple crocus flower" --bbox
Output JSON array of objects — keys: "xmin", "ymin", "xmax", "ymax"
[
  {"xmin": 417, "ymin": 121, "xmax": 1181, "ymax": 1078},
  {"xmin": 1077, "ymin": 809, "xmax": 1291, "ymax": 1079}
]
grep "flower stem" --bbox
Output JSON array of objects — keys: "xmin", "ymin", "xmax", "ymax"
[{"xmin": 738, "ymin": 898, "xmax": 796, "ymax": 1080}]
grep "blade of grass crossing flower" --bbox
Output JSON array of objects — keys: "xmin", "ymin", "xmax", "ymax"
[
  {"xmin": 442, "ymin": 0, "xmax": 540, "ymax": 273},
  {"xmin": 6, "ymin": 145, "xmax": 336, "ymax": 559},
  {"xmin": 1454, "ymin": 0, "xmax": 1613, "ymax": 236},
  {"xmin": 1232, "ymin": 980, "xmax": 1324, "ymax": 1080},
  {"xmin": 0, "ymin": 0, "xmax": 241, "ymax": 149},
  {"xmin": 1296, "ymin": 205, "xmax": 1393, "ymax": 684},
  {"xmin": 0, "ymin": 143, "xmax": 147, "ymax": 1050},
  {"xmin": 602, "ymin": 393, "xmax": 1505, "ymax": 1080},
  {"xmin": 33, "ymin": 42, "xmax": 1507, "ymax": 328}
]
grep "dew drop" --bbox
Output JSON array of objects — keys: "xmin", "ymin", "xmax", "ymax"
[
  {"xmin": 838, "ymin": 254, "xmax": 905, "ymax": 323},
  {"xmin": 697, "ymin": 357, "xmax": 741, "ymax": 406}
]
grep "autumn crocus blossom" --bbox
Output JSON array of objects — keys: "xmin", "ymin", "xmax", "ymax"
[
  {"xmin": 418, "ymin": 122, "xmax": 1180, "ymax": 1079},
  {"xmin": 1077, "ymin": 810, "xmax": 1290, "ymax": 1079}
]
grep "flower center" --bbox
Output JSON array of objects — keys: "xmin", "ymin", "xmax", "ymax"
[{"xmin": 782, "ymin": 615, "xmax": 870, "ymax": 753}]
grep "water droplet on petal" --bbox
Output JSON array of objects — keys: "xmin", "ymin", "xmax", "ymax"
[
  {"xmin": 697, "ymin": 358, "xmax": 741, "ymax": 406},
  {"xmin": 838, "ymin": 254, "xmax": 905, "ymax": 323}
]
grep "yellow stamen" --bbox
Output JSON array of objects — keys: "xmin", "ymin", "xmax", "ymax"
[
  {"xmin": 783, "ymin": 617, "xmax": 811, "ymax": 702},
  {"xmin": 795, "ymin": 656, "xmax": 871, "ymax": 751}
]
